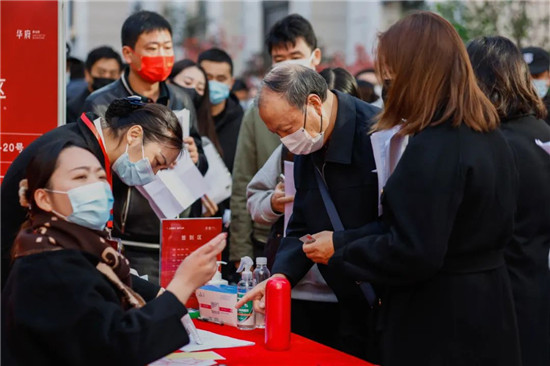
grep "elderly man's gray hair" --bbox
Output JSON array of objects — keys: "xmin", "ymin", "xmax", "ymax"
[{"xmin": 257, "ymin": 63, "xmax": 328, "ymax": 110}]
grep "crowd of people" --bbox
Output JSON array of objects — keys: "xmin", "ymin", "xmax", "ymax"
[{"xmin": 1, "ymin": 8, "xmax": 550, "ymax": 366}]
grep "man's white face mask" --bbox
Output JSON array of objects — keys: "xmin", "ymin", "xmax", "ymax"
[
  {"xmin": 280, "ymin": 102, "xmax": 326, "ymax": 155},
  {"xmin": 280, "ymin": 51, "xmax": 316, "ymax": 69}
]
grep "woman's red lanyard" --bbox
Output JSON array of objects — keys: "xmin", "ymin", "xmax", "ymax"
[{"xmin": 80, "ymin": 113, "xmax": 114, "ymax": 230}]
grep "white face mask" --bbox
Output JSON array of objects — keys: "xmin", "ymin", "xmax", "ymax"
[
  {"xmin": 533, "ymin": 79, "xmax": 549, "ymax": 98},
  {"xmin": 280, "ymin": 51, "xmax": 316, "ymax": 69},
  {"xmin": 46, "ymin": 181, "xmax": 114, "ymax": 231},
  {"xmin": 280, "ymin": 104, "xmax": 326, "ymax": 155},
  {"xmin": 112, "ymin": 141, "xmax": 155, "ymax": 186}
]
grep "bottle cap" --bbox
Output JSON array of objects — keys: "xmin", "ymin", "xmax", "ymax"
[
  {"xmin": 237, "ymin": 256, "xmax": 254, "ymax": 280},
  {"xmin": 256, "ymin": 257, "xmax": 267, "ymax": 266}
]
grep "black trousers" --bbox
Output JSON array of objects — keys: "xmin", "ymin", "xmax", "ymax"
[{"xmin": 291, "ymin": 299, "xmax": 340, "ymax": 350}]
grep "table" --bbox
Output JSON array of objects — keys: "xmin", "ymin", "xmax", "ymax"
[{"xmin": 193, "ymin": 319, "xmax": 377, "ymax": 366}]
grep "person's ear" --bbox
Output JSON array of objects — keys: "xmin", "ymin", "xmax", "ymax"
[
  {"xmin": 84, "ymin": 69, "xmax": 93, "ymax": 85},
  {"xmin": 307, "ymin": 93, "xmax": 324, "ymax": 116},
  {"xmin": 125, "ymin": 125, "xmax": 144, "ymax": 146},
  {"xmin": 229, "ymin": 77, "xmax": 235, "ymax": 90},
  {"xmin": 311, "ymin": 48, "xmax": 322, "ymax": 68},
  {"xmin": 121, "ymin": 46, "xmax": 135, "ymax": 66},
  {"xmin": 34, "ymin": 189, "xmax": 53, "ymax": 212}
]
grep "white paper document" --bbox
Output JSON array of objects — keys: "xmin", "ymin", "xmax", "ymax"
[
  {"xmin": 202, "ymin": 138, "xmax": 232, "ymax": 207},
  {"xmin": 137, "ymin": 153, "xmax": 207, "ymax": 219},
  {"xmin": 150, "ymin": 358, "xmax": 215, "ymax": 366},
  {"xmin": 151, "ymin": 351, "xmax": 224, "ymax": 366},
  {"xmin": 283, "ymin": 160, "xmax": 295, "ymax": 237},
  {"xmin": 535, "ymin": 139, "xmax": 550, "ymax": 156},
  {"xmin": 180, "ymin": 329, "xmax": 255, "ymax": 352},
  {"xmin": 174, "ymin": 109, "xmax": 191, "ymax": 138},
  {"xmin": 370, "ymin": 125, "xmax": 409, "ymax": 216}
]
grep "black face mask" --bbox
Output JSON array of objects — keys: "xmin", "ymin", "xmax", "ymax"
[
  {"xmin": 91, "ymin": 77, "xmax": 116, "ymax": 91},
  {"xmin": 381, "ymin": 79, "xmax": 391, "ymax": 103},
  {"xmin": 172, "ymin": 82, "xmax": 202, "ymax": 108}
]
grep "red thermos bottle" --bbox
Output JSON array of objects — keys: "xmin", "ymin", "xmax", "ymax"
[{"xmin": 265, "ymin": 277, "xmax": 291, "ymax": 351}]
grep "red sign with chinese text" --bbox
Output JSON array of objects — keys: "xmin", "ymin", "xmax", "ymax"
[
  {"xmin": 160, "ymin": 218, "xmax": 222, "ymax": 308},
  {"xmin": 0, "ymin": 1, "xmax": 59, "ymax": 180}
]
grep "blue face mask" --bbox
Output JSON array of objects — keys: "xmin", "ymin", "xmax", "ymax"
[
  {"xmin": 47, "ymin": 181, "xmax": 114, "ymax": 231},
  {"xmin": 533, "ymin": 79, "xmax": 549, "ymax": 98},
  {"xmin": 112, "ymin": 142, "xmax": 156, "ymax": 186},
  {"xmin": 209, "ymin": 80, "xmax": 230, "ymax": 105}
]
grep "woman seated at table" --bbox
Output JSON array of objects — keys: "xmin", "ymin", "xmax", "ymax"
[{"xmin": 1, "ymin": 140, "xmax": 226, "ymax": 365}]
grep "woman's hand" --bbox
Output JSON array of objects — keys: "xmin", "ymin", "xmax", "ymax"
[
  {"xmin": 166, "ymin": 233, "xmax": 227, "ymax": 305},
  {"xmin": 184, "ymin": 137, "xmax": 199, "ymax": 164},
  {"xmin": 235, "ymin": 274, "xmax": 288, "ymax": 314}
]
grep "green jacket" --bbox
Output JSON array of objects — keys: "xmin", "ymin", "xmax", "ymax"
[{"xmin": 229, "ymin": 105, "xmax": 280, "ymax": 261}]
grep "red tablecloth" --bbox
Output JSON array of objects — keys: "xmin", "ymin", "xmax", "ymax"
[{"xmin": 193, "ymin": 320, "xmax": 377, "ymax": 366}]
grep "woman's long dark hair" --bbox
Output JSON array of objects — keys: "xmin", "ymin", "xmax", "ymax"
[
  {"xmin": 169, "ymin": 59, "xmax": 223, "ymax": 156},
  {"xmin": 320, "ymin": 67, "xmax": 361, "ymax": 98},
  {"xmin": 467, "ymin": 36, "xmax": 547, "ymax": 120}
]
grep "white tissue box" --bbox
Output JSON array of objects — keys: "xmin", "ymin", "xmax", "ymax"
[{"xmin": 195, "ymin": 285, "xmax": 238, "ymax": 327}]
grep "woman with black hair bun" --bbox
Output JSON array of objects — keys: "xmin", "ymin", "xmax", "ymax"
[
  {"xmin": 468, "ymin": 36, "xmax": 550, "ymax": 366},
  {"xmin": 1, "ymin": 140, "xmax": 226, "ymax": 365},
  {"xmin": 1, "ymin": 97, "xmax": 185, "ymax": 289}
]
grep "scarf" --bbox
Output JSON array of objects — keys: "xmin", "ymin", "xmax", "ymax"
[{"xmin": 12, "ymin": 212, "xmax": 145, "ymax": 309}]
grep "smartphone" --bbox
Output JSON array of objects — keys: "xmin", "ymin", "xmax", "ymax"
[{"xmin": 299, "ymin": 234, "xmax": 316, "ymax": 244}]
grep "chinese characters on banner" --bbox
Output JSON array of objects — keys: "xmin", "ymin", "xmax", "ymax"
[
  {"xmin": 160, "ymin": 218, "xmax": 223, "ymax": 308},
  {"xmin": 0, "ymin": 1, "xmax": 59, "ymax": 181}
]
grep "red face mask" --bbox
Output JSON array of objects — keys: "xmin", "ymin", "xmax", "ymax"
[{"xmin": 131, "ymin": 52, "xmax": 174, "ymax": 83}]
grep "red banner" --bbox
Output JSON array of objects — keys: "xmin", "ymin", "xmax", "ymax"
[
  {"xmin": 160, "ymin": 218, "xmax": 223, "ymax": 308},
  {"xmin": 0, "ymin": 1, "xmax": 60, "ymax": 179}
]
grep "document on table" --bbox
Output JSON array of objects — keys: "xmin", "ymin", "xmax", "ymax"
[
  {"xmin": 137, "ymin": 153, "xmax": 207, "ymax": 219},
  {"xmin": 370, "ymin": 125, "xmax": 409, "ymax": 216},
  {"xmin": 201, "ymin": 138, "xmax": 232, "ymax": 207},
  {"xmin": 283, "ymin": 160, "xmax": 295, "ymax": 237},
  {"xmin": 535, "ymin": 139, "xmax": 550, "ymax": 156},
  {"xmin": 150, "ymin": 351, "xmax": 224, "ymax": 366},
  {"xmin": 180, "ymin": 329, "xmax": 255, "ymax": 352}
]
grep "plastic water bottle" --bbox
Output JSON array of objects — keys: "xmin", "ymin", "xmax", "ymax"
[
  {"xmin": 253, "ymin": 257, "xmax": 271, "ymax": 328},
  {"xmin": 236, "ymin": 256, "xmax": 256, "ymax": 330}
]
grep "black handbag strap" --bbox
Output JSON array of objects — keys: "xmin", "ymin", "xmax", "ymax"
[
  {"xmin": 314, "ymin": 168, "xmax": 344, "ymax": 231},
  {"xmin": 314, "ymin": 168, "xmax": 377, "ymax": 307}
]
